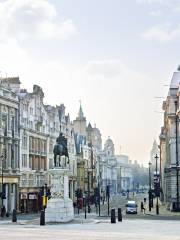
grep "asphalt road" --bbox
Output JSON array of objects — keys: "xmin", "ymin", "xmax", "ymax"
[{"xmin": 0, "ymin": 218, "xmax": 180, "ymax": 240}]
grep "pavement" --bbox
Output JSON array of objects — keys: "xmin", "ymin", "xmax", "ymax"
[{"xmin": 1, "ymin": 193, "xmax": 180, "ymax": 225}]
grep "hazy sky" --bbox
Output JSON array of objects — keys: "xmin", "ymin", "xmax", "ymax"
[{"xmin": 0, "ymin": 0, "xmax": 179, "ymax": 164}]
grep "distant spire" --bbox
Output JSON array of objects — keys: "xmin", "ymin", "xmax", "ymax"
[
  {"xmin": 78, "ymin": 100, "xmax": 84, "ymax": 119},
  {"xmin": 87, "ymin": 122, "xmax": 92, "ymax": 129}
]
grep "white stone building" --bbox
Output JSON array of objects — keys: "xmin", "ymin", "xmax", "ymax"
[
  {"xmin": 116, "ymin": 155, "xmax": 134, "ymax": 193},
  {"xmin": 18, "ymin": 85, "xmax": 57, "ymax": 212},
  {"xmin": 150, "ymin": 140, "xmax": 160, "ymax": 172},
  {"xmin": 100, "ymin": 137, "xmax": 117, "ymax": 195},
  {"xmin": 160, "ymin": 70, "xmax": 180, "ymax": 210},
  {"xmin": 0, "ymin": 78, "xmax": 20, "ymax": 213}
]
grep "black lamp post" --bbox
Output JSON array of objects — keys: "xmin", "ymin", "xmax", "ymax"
[
  {"xmin": 0, "ymin": 154, "xmax": 4, "ymax": 208},
  {"xmin": 87, "ymin": 169, "xmax": 92, "ymax": 213},
  {"xmin": 148, "ymin": 162, "xmax": 152, "ymax": 212},
  {"xmin": 155, "ymin": 154, "xmax": 159, "ymax": 215},
  {"xmin": 175, "ymin": 101, "xmax": 180, "ymax": 211},
  {"xmin": 98, "ymin": 172, "xmax": 102, "ymax": 217},
  {"xmin": 106, "ymin": 185, "xmax": 110, "ymax": 216},
  {"xmin": 0, "ymin": 147, "xmax": 6, "ymax": 217}
]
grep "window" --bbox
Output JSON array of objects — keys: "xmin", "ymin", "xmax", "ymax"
[
  {"xmin": 29, "ymin": 156, "xmax": 32, "ymax": 169},
  {"xmin": 22, "ymin": 134, "xmax": 28, "ymax": 149},
  {"xmin": 22, "ymin": 154, "xmax": 27, "ymax": 167},
  {"xmin": 30, "ymin": 107, "xmax": 33, "ymax": 115},
  {"xmin": 2, "ymin": 114, "xmax": 7, "ymax": 136}
]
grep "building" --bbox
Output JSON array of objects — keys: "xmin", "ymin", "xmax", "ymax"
[
  {"xmin": 57, "ymin": 104, "xmax": 77, "ymax": 202},
  {"xmin": 116, "ymin": 155, "xmax": 134, "ymax": 193},
  {"xmin": 0, "ymin": 78, "xmax": 20, "ymax": 213},
  {"xmin": 18, "ymin": 85, "xmax": 53, "ymax": 212},
  {"xmin": 150, "ymin": 140, "xmax": 160, "ymax": 172},
  {"xmin": 73, "ymin": 104, "xmax": 101, "ymax": 202},
  {"xmin": 159, "ymin": 69, "xmax": 180, "ymax": 210},
  {"xmin": 100, "ymin": 137, "xmax": 117, "ymax": 195}
]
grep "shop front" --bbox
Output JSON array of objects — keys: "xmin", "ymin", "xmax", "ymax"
[{"xmin": 20, "ymin": 190, "xmax": 41, "ymax": 213}]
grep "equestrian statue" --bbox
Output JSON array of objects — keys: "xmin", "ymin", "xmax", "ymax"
[{"xmin": 53, "ymin": 132, "xmax": 69, "ymax": 167}]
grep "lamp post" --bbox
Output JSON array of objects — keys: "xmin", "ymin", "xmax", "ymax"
[
  {"xmin": 175, "ymin": 101, "xmax": 180, "ymax": 211},
  {"xmin": 98, "ymin": 171, "xmax": 102, "ymax": 217},
  {"xmin": 87, "ymin": 169, "xmax": 92, "ymax": 213},
  {"xmin": 0, "ymin": 147, "xmax": 6, "ymax": 217},
  {"xmin": 106, "ymin": 185, "xmax": 110, "ymax": 216},
  {"xmin": 155, "ymin": 154, "xmax": 159, "ymax": 215},
  {"xmin": 0, "ymin": 154, "xmax": 4, "ymax": 208},
  {"xmin": 148, "ymin": 162, "xmax": 152, "ymax": 212}
]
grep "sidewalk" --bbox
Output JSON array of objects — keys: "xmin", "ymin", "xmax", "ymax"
[{"xmin": 143, "ymin": 199, "xmax": 180, "ymax": 218}]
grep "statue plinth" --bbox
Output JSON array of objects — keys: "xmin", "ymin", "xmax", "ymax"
[{"xmin": 45, "ymin": 168, "xmax": 74, "ymax": 223}]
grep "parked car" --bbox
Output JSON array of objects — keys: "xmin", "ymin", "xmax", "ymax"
[{"xmin": 126, "ymin": 200, "xmax": 137, "ymax": 214}]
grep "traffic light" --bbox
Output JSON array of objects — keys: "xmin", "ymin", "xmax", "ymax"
[
  {"xmin": 106, "ymin": 185, "xmax": 110, "ymax": 198},
  {"xmin": 47, "ymin": 189, "xmax": 51, "ymax": 199}
]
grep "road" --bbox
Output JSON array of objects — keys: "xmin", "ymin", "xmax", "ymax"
[
  {"xmin": 1, "ymin": 193, "xmax": 180, "ymax": 240},
  {"xmin": 0, "ymin": 218, "xmax": 180, "ymax": 240}
]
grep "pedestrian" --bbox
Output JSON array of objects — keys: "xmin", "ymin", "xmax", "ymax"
[
  {"xmin": 143, "ymin": 204, "xmax": 146, "ymax": 214},
  {"xmin": 141, "ymin": 202, "xmax": 144, "ymax": 212}
]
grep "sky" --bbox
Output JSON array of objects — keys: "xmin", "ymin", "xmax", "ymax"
[{"xmin": 0, "ymin": 0, "xmax": 180, "ymax": 164}]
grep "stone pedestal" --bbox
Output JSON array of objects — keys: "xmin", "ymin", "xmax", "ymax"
[{"xmin": 45, "ymin": 168, "xmax": 74, "ymax": 223}]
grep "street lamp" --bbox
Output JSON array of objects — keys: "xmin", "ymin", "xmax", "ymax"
[
  {"xmin": 87, "ymin": 168, "xmax": 92, "ymax": 213},
  {"xmin": 155, "ymin": 154, "xmax": 159, "ymax": 215},
  {"xmin": 148, "ymin": 162, "xmax": 152, "ymax": 212},
  {"xmin": 175, "ymin": 101, "xmax": 180, "ymax": 211},
  {"xmin": 0, "ymin": 147, "xmax": 6, "ymax": 217},
  {"xmin": 97, "ymin": 170, "xmax": 102, "ymax": 217}
]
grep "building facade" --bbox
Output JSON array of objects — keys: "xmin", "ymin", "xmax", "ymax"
[
  {"xmin": 160, "ymin": 70, "xmax": 180, "ymax": 210},
  {"xmin": 0, "ymin": 78, "xmax": 20, "ymax": 213},
  {"xmin": 100, "ymin": 137, "xmax": 117, "ymax": 195}
]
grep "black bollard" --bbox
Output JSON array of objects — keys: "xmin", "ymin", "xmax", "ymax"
[
  {"xmin": 12, "ymin": 209, "xmax": 17, "ymax": 222},
  {"xmin": 40, "ymin": 210, "xmax": 45, "ymax": 226},
  {"xmin": 0, "ymin": 206, "xmax": 6, "ymax": 217},
  {"xmin": 156, "ymin": 204, "xmax": 159, "ymax": 215},
  {"xmin": 111, "ymin": 209, "xmax": 116, "ymax": 223},
  {"xmin": 85, "ymin": 204, "xmax": 87, "ymax": 219},
  {"xmin": 118, "ymin": 208, "xmax": 122, "ymax": 222}
]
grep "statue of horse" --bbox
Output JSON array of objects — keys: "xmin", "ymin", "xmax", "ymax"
[{"xmin": 53, "ymin": 133, "xmax": 69, "ymax": 167}]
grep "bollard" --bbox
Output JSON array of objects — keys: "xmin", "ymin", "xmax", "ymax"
[
  {"xmin": 111, "ymin": 209, "xmax": 116, "ymax": 223},
  {"xmin": 88, "ymin": 205, "xmax": 91, "ymax": 213},
  {"xmin": 40, "ymin": 210, "xmax": 45, "ymax": 226},
  {"xmin": 118, "ymin": 208, "xmax": 122, "ymax": 222},
  {"xmin": 12, "ymin": 209, "xmax": 17, "ymax": 222},
  {"xmin": 85, "ymin": 204, "xmax": 87, "ymax": 219}
]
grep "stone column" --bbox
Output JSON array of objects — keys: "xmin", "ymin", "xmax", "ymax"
[
  {"xmin": 15, "ymin": 109, "xmax": 19, "ymax": 139},
  {"xmin": 8, "ymin": 142, "xmax": 12, "ymax": 170},
  {"xmin": 7, "ymin": 108, "xmax": 11, "ymax": 131},
  {"xmin": 0, "ymin": 104, "xmax": 3, "ymax": 137}
]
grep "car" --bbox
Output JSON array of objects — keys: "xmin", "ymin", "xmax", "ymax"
[{"xmin": 126, "ymin": 200, "xmax": 137, "ymax": 214}]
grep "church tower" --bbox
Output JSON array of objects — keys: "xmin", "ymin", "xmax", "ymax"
[
  {"xmin": 73, "ymin": 103, "xmax": 87, "ymax": 136},
  {"xmin": 150, "ymin": 139, "xmax": 159, "ymax": 168}
]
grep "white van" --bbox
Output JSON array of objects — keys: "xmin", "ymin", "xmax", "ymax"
[{"xmin": 126, "ymin": 200, "xmax": 137, "ymax": 214}]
